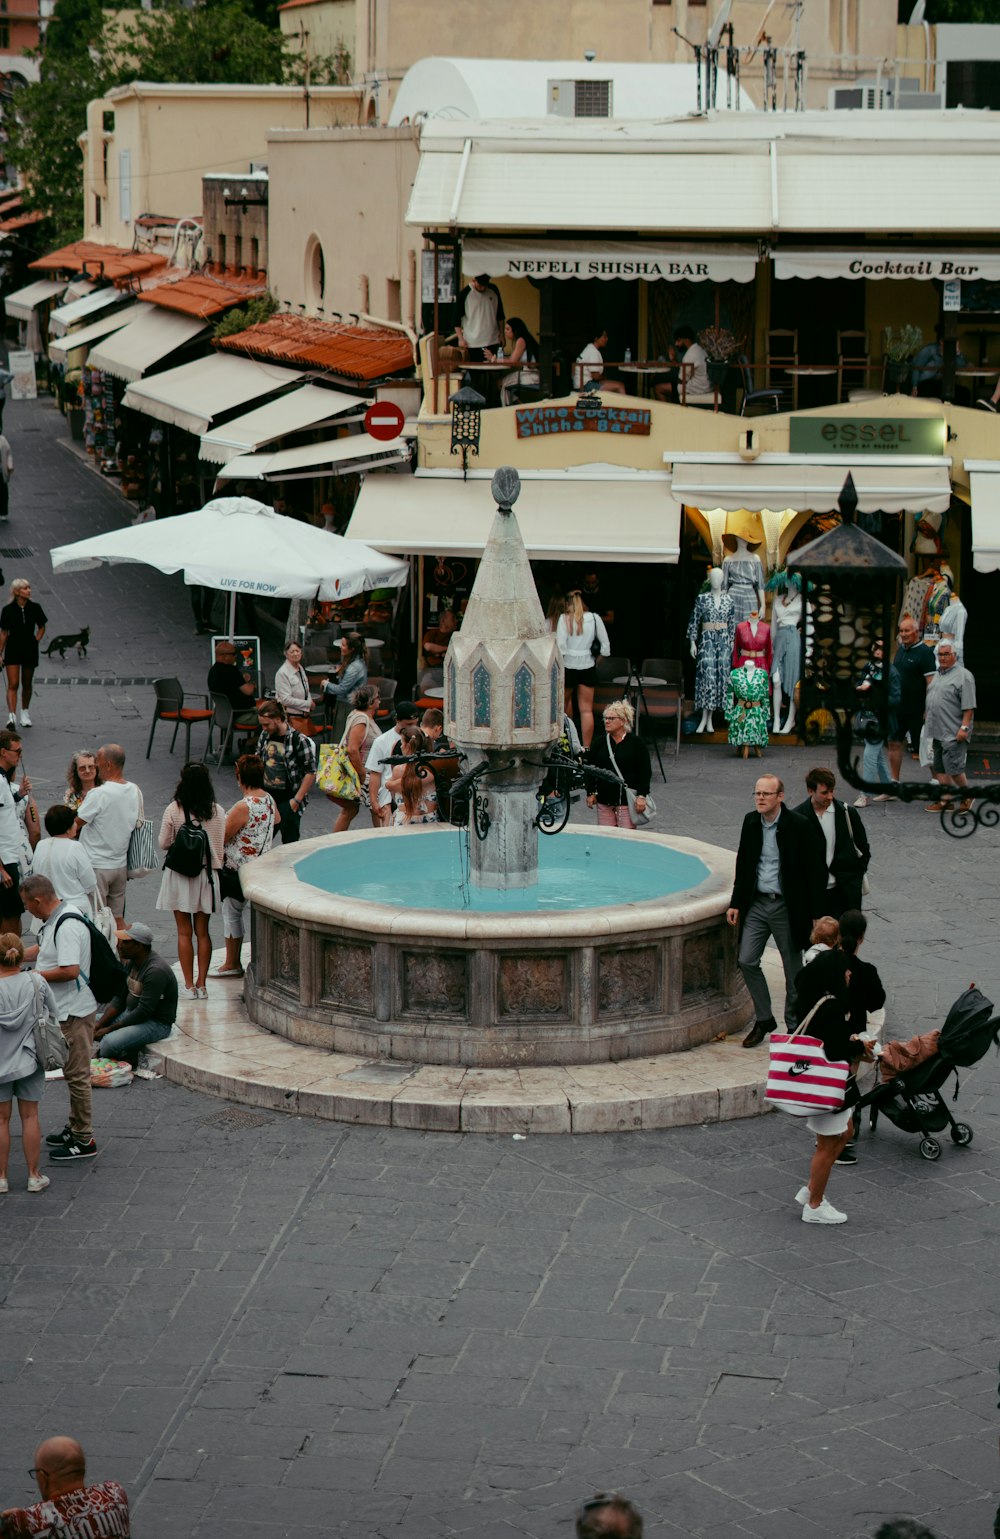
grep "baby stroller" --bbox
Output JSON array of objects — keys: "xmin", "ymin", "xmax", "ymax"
[{"xmin": 855, "ymin": 985, "xmax": 1000, "ymax": 1162}]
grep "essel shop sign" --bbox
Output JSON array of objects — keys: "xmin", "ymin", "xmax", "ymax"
[{"xmin": 789, "ymin": 417, "xmax": 944, "ymax": 456}]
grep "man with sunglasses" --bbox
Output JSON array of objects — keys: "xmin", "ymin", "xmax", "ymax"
[{"xmin": 1, "ymin": 1437, "xmax": 130, "ymax": 1536}]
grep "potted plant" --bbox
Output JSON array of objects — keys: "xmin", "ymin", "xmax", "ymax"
[
  {"xmin": 698, "ymin": 326, "xmax": 740, "ymax": 388},
  {"xmin": 882, "ymin": 325, "xmax": 923, "ymax": 393}
]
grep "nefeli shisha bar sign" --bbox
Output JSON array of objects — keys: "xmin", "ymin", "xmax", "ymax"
[{"xmin": 515, "ymin": 404, "xmax": 651, "ymax": 438}]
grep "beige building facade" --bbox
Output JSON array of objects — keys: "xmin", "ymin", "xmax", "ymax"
[
  {"xmin": 280, "ymin": 0, "xmax": 898, "ymax": 120},
  {"xmin": 267, "ymin": 124, "xmax": 420, "ymax": 323},
  {"xmin": 81, "ymin": 82, "xmax": 362, "ymax": 250}
]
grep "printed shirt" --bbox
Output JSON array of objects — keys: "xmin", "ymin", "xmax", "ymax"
[
  {"xmin": 0, "ymin": 1480, "xmax": 130, "ymax": 1537},
  {"xmin": 254, "ymin": 728, "xmax": 316, "ymax": 805}
]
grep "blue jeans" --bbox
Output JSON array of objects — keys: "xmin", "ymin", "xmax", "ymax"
[
  {"xmin": 862, "ymin": 739, "xmax": 892, "ymax": 785},
  {"xmin": 98, "ymin": 1017, "xmax": 173, "ymax": 1058}
]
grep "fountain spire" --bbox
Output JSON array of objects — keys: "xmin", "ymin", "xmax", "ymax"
[{"xmin": 444, "ymin": 469, "xmax": 563, "ymax": 889}]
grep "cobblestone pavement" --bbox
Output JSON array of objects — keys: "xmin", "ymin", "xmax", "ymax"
[{"xmin": 0, "ymin": 396, "xmax": 998, "ymax": 1539}]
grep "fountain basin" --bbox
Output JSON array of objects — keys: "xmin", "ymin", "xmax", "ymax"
[{"xmin": 241, "ymin": 826, "xmax": 751, "ymax": 1068}]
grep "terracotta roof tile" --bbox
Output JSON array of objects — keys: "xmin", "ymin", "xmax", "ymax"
[
  {"xmin": 215, "ymin": 314, "xmax": 414, "ymax": 382},
  {"xmin": 31, "ymin": 241, "xmax": 167, "ymax": 282},
  {"xmin": 138, "ymin": 268, "xmax": 268, "ymax": 319},
  {"xmin": 0, "ymin": 210, "xmax": 44, "ymax": 233}
]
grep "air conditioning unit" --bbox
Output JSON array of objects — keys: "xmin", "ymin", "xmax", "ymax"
[
  {"xmin": 548, "ymin": 78, "xmax": 613, "ymax": 118},
  {"xmin": 828, "ymin": 83, "xmax": 894, "ymax": 110},
  {"xmin": 896, "ymin": 90, "xmax": 944, "ymax": 109}
]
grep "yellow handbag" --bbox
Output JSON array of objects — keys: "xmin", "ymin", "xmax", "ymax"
[{"xmin": 317, "ymin": 742, "xmax": 361, "ymax": 800}]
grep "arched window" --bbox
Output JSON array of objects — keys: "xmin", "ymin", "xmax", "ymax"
[
  {"xmin": 514, "ymin": 663, "xmax": 533, "ymax": 729},
  {"xmin": 304, "ymin": 234, "xmax": 325, "ymax": 307},
  {"xmin": 446, "ymin": 659, "xmax": 456, "ymax": 723},
  {"xmin": 472, "ymin": 661, "xmax": 492, "ymax": 728},
  {"xmin": 549, "ymin": 660, "xmax": 560, "ymax": 726}
]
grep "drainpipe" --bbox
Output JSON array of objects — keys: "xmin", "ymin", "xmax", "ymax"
[{"xmin": 407, "ymin": 246, "xmax": 417, "ymax": 332}]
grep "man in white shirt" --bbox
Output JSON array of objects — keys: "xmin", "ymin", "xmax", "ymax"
[
  {"xmin": 365, "ymin": 700, "xmax": 418, "ymax": 827},
  {"xmin": 455, "ymin": 274, "xmax": 503, "ymax": 362},
  {"xmin": 75, "ymin": 743, "xmax": 141, "ymax": 922},
  {"xmin": 30, "ymin": 805, "xmax": 98, "ymax": 917},
  {"xmin": 575, "ymin": 328, "xmax": 627, "ymax": 394},
  {"xmin": 0, "ymin": 728, "xmax": 27, "ymax": 935},
  {"xmin": 655, "ymin": 325, "xmax": 710, "ymax": 403},
  {"xmin": 22, "ymin": 874, "xmax": 99, "ymax": 1162}
]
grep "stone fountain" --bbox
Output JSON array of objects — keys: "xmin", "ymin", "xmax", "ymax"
[{"xmin": 240, "ymin": 469, "xmax": 751, "ymax": 1070}]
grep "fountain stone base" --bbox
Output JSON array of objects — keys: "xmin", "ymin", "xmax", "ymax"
[{"xmin": 240, "ymin": 826, "xmax": 752, "ymax": 1069}]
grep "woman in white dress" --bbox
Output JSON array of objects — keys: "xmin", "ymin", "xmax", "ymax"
[
  {"xmin": 214, "ymin": 754, "xmax": 278, "ymax": 979},
  {"xmin": 156, "ymin": 763, "xmax": 226, "ymax": 1000}
]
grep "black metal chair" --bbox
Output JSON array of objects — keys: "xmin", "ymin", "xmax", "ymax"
[
  {"xmin": 207, "ymin": 691, "xmax": 258, "ymax": 765},
  {"xmin": 146, "ymin": 678, "xmax": 214, "ymax": 760},
  {"xmin": 738, "ymin": 355, "xmax": 783, "ymax": 416}
]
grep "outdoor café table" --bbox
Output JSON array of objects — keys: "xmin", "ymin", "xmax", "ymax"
[
  {"xmin": 784, "ymin": 364, "xmax": 838, "ymax": 409},
  {"xmin": 612, "ymin": 674, "xmax": 667, "ymax": 689},
  {"xmin": 465, "ymin": 361, "xmax": 511, "ymax": 408},
  {"xmin": 617, "ymin": 364, "xmax": 675, "ymax": 398},
  {"xmin": 957, "ymin": 368, "xmax": 1000, "ymax": 393}
]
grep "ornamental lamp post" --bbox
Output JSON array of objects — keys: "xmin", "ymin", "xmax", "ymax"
[
  {"xmin": 787, "ymin": 472, "xmax": 904, "ymax": 786},
  {"xmin": 449, "ymin": 383, "xmax": 485, "ymax": 479}
]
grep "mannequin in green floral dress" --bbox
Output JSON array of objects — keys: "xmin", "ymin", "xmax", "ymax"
[{"xmin": 726, "ymin": 660, "xmax": 770, "ymax": 758}]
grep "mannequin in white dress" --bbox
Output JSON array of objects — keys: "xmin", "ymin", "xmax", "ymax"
[{"xmin": 771, "ymin": 586, "xmax": 803, "ymax": 734}]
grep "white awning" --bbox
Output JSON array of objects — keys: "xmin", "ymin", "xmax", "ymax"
[
  {"xmin": 968, "ymin": 462, "xmax": 1000, "ymax": 573},
  {"xmin": 347, "ymin": 474, "xmax": 681, "ymax": 563},
  {"xmin": 4, "ymin": 279, "xmax": 66, "ymax": 320},
  {"xmin": 49, "ymin": 287, "xmax": 131, "ymax": 337},
  {"xmin": 64, "ymin": 279, "xmax": 96, "ymax": 303},
  {"xmin": 217, "ymin": 433, "xmax": 409, "ymax": 482},
  {"xmin": 462, "ymin": 238, "xmax": 757, "ymax": 284},
  {"xmin": 199, "ymin": 384, "xmax": 364, "ymax": 464},
  {"xmin": 88, "ymin": 309, "xmax": 209, "ymax": 383},
  {"xmin": 48, "ymin": 302, "xmax": 146, "ymax": 362},
  {"xmin": 122, "ymin": 354, "xmax": 306, "ymax": 436},
  {"xmin": 669, "ymin": 460, "xmax": 952, "ymax": 514},
  {"xmin": 408, "ymin": 149, "xmax": 771, "ymax": 234},
  {"xmin": 775, "ymin": 248, "xmax": 1000, "ymax": 282}
]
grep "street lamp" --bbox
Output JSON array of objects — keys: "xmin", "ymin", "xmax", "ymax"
[{"xmin": 449, "ymin": 383, "xmax": 485, "ymax": 480}]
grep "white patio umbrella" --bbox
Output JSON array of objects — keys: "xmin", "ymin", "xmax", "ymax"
[{"xmin": 50, "ymin": 496, "xmax": 409, "ymax": 634}]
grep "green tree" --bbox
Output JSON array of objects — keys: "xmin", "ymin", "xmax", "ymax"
[
  {"xmin": 900, "ymin": 0, "xmax": 1000, "ymax": 17},
  {"xmin": 5, "ymin": 0, "xmax": 334, "ymax": 244}
]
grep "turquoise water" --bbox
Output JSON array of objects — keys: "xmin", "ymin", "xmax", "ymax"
[{"xmin": 295, "ymin": 829, "xmax": 710, "ymax": 913}]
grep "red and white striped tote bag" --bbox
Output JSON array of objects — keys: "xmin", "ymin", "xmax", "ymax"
[{"xmin": 765, "ymin": 995, "xmax": 851, "ymax": 1116}]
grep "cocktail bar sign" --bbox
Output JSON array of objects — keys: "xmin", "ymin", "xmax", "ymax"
[{"xmin": 789, "ymin": 416, "xmax": 946, "ymax": 455}]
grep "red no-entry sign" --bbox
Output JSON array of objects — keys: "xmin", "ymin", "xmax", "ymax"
[{"xmin": 364, "ymin": 401, "xmax": 405, "ymax": 441}]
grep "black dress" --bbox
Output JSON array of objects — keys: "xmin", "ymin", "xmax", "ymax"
[{"xmin": 0, "ymin": 599, "xmax": 47, "ymax": 666}]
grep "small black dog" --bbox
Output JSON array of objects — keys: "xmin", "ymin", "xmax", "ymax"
[{"xmin": 44, "ymin": 626, "xmax": 90, "ymax": 660}]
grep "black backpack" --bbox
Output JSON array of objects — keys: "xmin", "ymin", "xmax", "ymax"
[
  {"xmin": 937, "ymin": 985, "xmax": 1000, "ymax": 1068},
  {"xmin": 53, "ymin": 910, "xmax": 127, "ymax": 1004},
  {"xmin": 164, "ymin": 816, "xmax": 210, "ymax": 879}
]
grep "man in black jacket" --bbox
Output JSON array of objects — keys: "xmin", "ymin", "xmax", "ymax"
[
  {"xmin": 727, "ymin": 774, "xmax": 825, "ymax": 1047},
  {"xmin": 793, "ymin": 766, "xmax": 870, "ymax": 917}
]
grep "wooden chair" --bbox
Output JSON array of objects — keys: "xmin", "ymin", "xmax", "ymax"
[
  {"xmin": 146, "ymin": 678, "xmax": 214, "ymax": 760},
  {"xmin": 638, "ymin": 657, "xmax": 684, "ymax": 753},
  {"xmin": 837, "ymin": 330, "xmax": 870, "ymax": 401},
  {"xmin": 766, "ymin": 328, "xmax": 799, "ymax": 409}
]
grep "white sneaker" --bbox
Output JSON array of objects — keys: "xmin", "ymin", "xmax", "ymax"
[
  {"xmin": 795, "ymin": 1185, "xmax": 810, "ymax": 1206},
  {"xmin": 196, "ymin": 986, "xmax": 208, "ymax": 1000},
  {"xmin": 19, "ymin": 710, "xmax": 31, "ymax": 728},
  {"xmin": 5, "ymin": 713, "xmax": 14, "ymax": 728},
  {"xmin": 801, "ymin": 1198, "xmax": 847, "ymax": 1225},
  {"xmin": 27, "ymin": 1173, "xmax": 49, "ymax": 1193},
  {"xmin": 853, "ymin": 796, "xmax": 869, "ymax": 808},
  {"xmin": 184, "ymin": 986, "xmax": 199, "ymax": 1001}
]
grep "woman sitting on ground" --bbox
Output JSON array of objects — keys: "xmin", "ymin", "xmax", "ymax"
[{"xmin": 385, "ymin": 726, "xmax": 438, "ymax": 826}]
